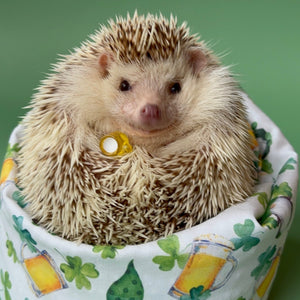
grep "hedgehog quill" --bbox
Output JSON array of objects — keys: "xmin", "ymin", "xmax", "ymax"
[{"xmin": 17, "ymin": 12, "xmax": 257, "ymax": 245}]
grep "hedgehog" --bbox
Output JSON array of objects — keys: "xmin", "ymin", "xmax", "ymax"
[{"xmin": 17, "ymin": 12, "xmax": 257, "ymax": 245}]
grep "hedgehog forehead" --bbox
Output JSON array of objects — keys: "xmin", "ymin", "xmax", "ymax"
[{"xmin": 98, "ymin": 14, "xmax": 200, "ymax": 63}]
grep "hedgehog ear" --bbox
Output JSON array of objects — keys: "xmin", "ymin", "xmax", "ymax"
[
  {"xmin": 186, "ymin": 48, "xmax": 207, "ymax": 76},
  {"xmin": 98, "ymin": 52, "xmax": 114, "ymax": 77}
]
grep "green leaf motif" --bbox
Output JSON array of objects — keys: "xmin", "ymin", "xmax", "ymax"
[
  {"xmin": 251, "ymin": 122, "xmax": 257, "ymax": 130},
  {"xmin": 271, "ymin": 182, "xmax": 292, "ymax": 201},
  {"xmin": 157, "ymin": 235, "xmax": 180, "ymax": 256},
  {"xmin": 12, "ymin": 190, "xmax": 27, "ymax": 208},
  {"xmin": 5, "ymin": 143, "xmax": 21, "ymax": 159},
  {"xmin": 92, "ymin": 245, "xmax": 125, "ymax": 259},
  {"xmin": 278, "ymin": 158, "xmax": 297, "ymax": 175},
  {"xmin": 177, "ymin": 253, "xmax": 190, "ymax": 269},
  {"xmin": 152, "ymin": 255, "xmax": 175, "ymax": 271},
  {"xmin": 261, "ymin": 159, "xmax": 273, "ymax": 174},
  {"xmin": 80, "ymin": 263, "xmax": 99, "ymax": 278},
  {"xmin": 254, "ymin": 192, "xmax": 268, "ymax": 209},
  {"xmin": 234, "ymin": 219, "xmax": 255, "ymax": 237},
  {"xmin": 261, "ymin": 216, "xmax": 279, "ymax": 230},
  {"xmin": 180, "ymin": 285, "xmax": 211, "ymax": 300},
  {"xmin": 60, "ymin": 264, "xmax": 75, "ymax": 282},
  {"xmin": 231, "ymin": 219, "xmax": 260, "ymax": 251},
  {"xmin": 0, "ymin": 270, "xmax": 12, "ymax": 300},
  {"xmin": 251, "ymin": 245, "xmax": 277, "ymax": 280},
  {"xmin": 265, "ymin": 132, "xmax": 272, "ymax": 145},
  {"xmin": 251, "ymin": 122, "xmax": 273, "ymax": 174},
  {"xmin": 60, "ymin": 256, "xmax": 99, "ymax": 290},
  {"xmin": 251, "ymin": 124, "xmax": 272, "ymax": 158},
  {"xmin": 153, "ymin": 235, "xmax": 189, "ymax": 271},
  {"xmin": 258, "ymin": 182, "xmax": 293, "ymax": 234},
  {"xmin": 75, "ymin": 273, "xmax": 91, "ymax": 290},
  {"xmin": 230, "ymin": 237, "xmax": 244, "ymax": 250},
  {"xmin": 106, "ymin": 260, "xmax": 144, "ymax": 300},
  {"xmin": 6, "ymin": 240, "xmax": 18, "ymax": 263},
  {"xmin": 12, "ymin": 215, "xmax": 37, "ymax": 253}
]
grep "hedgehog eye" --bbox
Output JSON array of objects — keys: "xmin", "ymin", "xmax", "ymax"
[
  {"xmin": 119, "ymin": 80, "xmax": 131, "ymax": 92},
  {"xmin": 169, "ymin": 82, "xmax": 181, "ymax": 94}
]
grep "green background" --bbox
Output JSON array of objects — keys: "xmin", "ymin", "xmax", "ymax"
[{"xmin": 0, "ymin": 1, "xmax": 299, "ymax": 298}]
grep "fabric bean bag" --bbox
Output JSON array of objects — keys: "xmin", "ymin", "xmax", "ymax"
[{"xmin": 0, "ymin": 94, "xmax": 298, "ymax": 300}]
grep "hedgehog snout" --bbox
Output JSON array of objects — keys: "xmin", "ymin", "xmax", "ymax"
[{"xmin": 140, "ymin": 104, "xmax": 161, "ymax": 121}]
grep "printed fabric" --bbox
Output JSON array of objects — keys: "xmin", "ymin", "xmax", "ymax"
[{"xmin": 0, "ymin": 94, "xmax": 298, "ymax": 300}]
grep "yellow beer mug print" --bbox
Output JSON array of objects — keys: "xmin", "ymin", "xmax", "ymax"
[
  {"xmin": 21, "ymin": 243, "xmax": 68, "ymax": 297},
  {"xmin": 169, "ymin": 234, "xmax": 237, "ymax": 298}
]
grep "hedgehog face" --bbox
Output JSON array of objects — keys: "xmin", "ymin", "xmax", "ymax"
[
  {"xmin": 48, "ymin": 13, "xmax": 221, "ymax": 151},
  {"xmin": 95, "ymin": 48, "xmax": 208, "ymax": 148}
]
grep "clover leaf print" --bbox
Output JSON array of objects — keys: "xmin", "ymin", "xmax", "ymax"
[
  {"xmin": 12, "ymin": 189, "xmax": 27, "ymax": 208},
  {"xmin": 153, "ymin": 235, "xmax": 189, "ymax": 271},
  {"xmin": 93, "ymin": 245, "xmax": 125, "ymax": 259},
  {"xmin": 251, "ymin": 245, "xmax": 277, "ymax": 280},
  {"xmin": 180, "ymin": 285, "xmax": 211, "ymax": 300},
  {"xmin": 0, "ymin": 270, "xmax": 12, "ymax": 300},
  {"xmin": 6, "ymin": 239, "xmax": 18, "ymax": 263},
  {"xmin": 12, "ymin": 215, "xmax": 37, "ymax": 253},
  {"xmin": 231, "ymin": 219, "xmax": 260, "ymax": 252},
  {"xmin": 60, "ymin": 256, "xmax": 99, "ymax": 290}
]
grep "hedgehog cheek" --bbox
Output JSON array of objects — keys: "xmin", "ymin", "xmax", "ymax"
[
  {"xmin": 186, "ymin": 47, "xmax": 207, "ymax": 77},
  {"xmin": 98, "ymin": 52, "xmax": 114, "ymax": 77}
]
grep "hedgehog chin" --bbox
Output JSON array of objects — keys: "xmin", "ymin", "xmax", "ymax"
[{"xmin": 122, "ymin": 122, "xmax": 173, "ymax": 138}]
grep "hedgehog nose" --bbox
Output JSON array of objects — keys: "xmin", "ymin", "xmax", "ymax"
[{"xmin": 140, "ymin": 104, "xmax": 161, "ymax": 121}]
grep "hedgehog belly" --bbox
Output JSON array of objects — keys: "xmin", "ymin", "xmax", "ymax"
[
  {"xmin": 71, "ymin": 146, "xmax": 255, "ymax": 245},
  {"xmin": 18, "ymin": 136, "xmax": 255, "ymax": 245}
]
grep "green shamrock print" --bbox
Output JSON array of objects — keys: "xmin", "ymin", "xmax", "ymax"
[
  {"xmin": 93, "ymin": 245, "xmax": 125, "ymax": 259},
  {"xmin": 251, "ymin": 245, "xmax": 277, "ymax": 280},
  {"xmin": 0, "ymin": 270, "xmax": 12, "ymax": 300},
  {"xmin": 107, "ymin": 260, "xmax": 144, "ymax": 300},
  {"xmin": 180, "ymin": 285, "xmax": 211, "ymax": 300},
  {"xmin": 231, "ymin": 219, "xmax": 260, "ymax": 252},
  {"xmin": 153, "ymin": 235, "xmax": 189, "ymax": 271},
  {"xmin": 12, "ymin": 189, "xmax": 26, "ymax": 208},
  {"xmin": 60, "ymin": 256, "xmax": 99, "ymax": 290},
  {"xmin": 6, "ymin": 239, "xmax": 18, "ymax": 263},
  {"xmin": 12, "ymin": 215, "xmax": 37, "ymax": 253}
]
